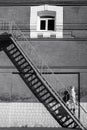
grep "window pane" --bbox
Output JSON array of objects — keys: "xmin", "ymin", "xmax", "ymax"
[
  {"xmin": 48, "ymin": 20, "xmax": 55, "ymax": 31},
  {"xmin": 40, "ymin": 20, "xmax": 46, "ymax": 30}
]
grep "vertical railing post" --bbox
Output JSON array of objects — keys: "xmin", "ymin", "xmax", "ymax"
[
  {"xmin": 78, "ymin": 72, "xmax": 80, "ymax": 120},
  {"xmin": 9, "ymin": 21, "xmax": 13, "ymax": 34}
]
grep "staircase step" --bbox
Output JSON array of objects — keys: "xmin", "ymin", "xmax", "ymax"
[
  {"xmin": 12, "ymin": 53, "xmax": 21, "ymax": 58},
  {"xmin": 18, "ymin": 62, "xmax": 27, "ymax": 67},
  {"xmin": 36, "ymin": 87, "xmax": 46, "ymax": 94},
  {"xmin": 42, "ymin": 95, "xmax": 51, "ymax": 101},
  {"xmin": 58, "ymin": 116, "xmax": 65, "ymax": 121},
  {"xmin": 52, "ymin": 107, "xmax": 61, "ymax": 113},
  {"xmin": 31, "ymin": 81, "xmax": 42, "ymax": 88},
  {"xmin": 23, "ymin": 67, "xmax": 32, "ymax": 73},
  {"xmin": 26, "ymin": 76, "xmax": 36, "ymax": 82},
  {"xmin": 39, "ymin": 91, "xmax": 48, "ymax": 98},
  {"xmin": 20, "ymin": 63, "xmax": 29, "ymax": 68},
  {"xmin": 62, "ymin": 117, "xmax": 71, "ymax": 124},
  {"xmin": 73, "ymin": 124, "xmax": 79, "ymax": 129},
  {"xmin": 45, "ymin": 98, "xmax": 55, "ymax": 105},
  {"xmin": 15, "ymin": 57, "xmax": 24, "ymax": 62},
  {"xmin": 34, "ymin": 86, "xmax": 45, "ymax": 93},
  {"xmin": 8, "ymin": 46, "xmax": 16, "ymax": 51},
  {"xmin": 49, "ymin": 102, "xmax": 58, "ymax": 109},
  {"xmin": 65, "ymin": 121, "xmax": 74, "ymax": 127},
  {"xmin": 24, "ymin": 72, "xmax": 35, "ymax": 79},
  {"xmin": 31, "ymin": 80, "xmax": 41, "ymax": 87},
  {"xmin": 20, "ymin": 64, "xmax": 29, "ymax": 69},
  {"xmin": 15, "ymin": 55, "xmax": 23, "ymax": 62},
  {"xmin": 9, "ymin": 48, "xmax": 17, "ymax": 54},
  {"xmin": 6, "ymin": 44, "xmax": 15, "ymax": 51},
  {"xmin": 56, "ymin": 113, "xmax": 62, "ymax": 117},
  {"xmin": 17, "ymin": 59, "xmax": 26, "ymax": 65},
  {"xmin": 24, "ymin": 73, "xmax": 33, "ymax": 79},
  {"xmin": 29, "ymin": 77, "xmax": 37, "ymax": 83},
  {"xmin": 11, "ymin": 49, "xmax": 20, "ymax": 55}
]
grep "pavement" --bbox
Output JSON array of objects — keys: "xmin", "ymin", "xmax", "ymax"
[{"xmin": 0, "ymin": 128, "xmax": 81, "ymax": 130}]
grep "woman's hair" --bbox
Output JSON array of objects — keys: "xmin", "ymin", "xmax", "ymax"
[
  {"xmin": 64, "ymin": 91, "xmax": 69, "ymax": 95},
  {"xmin": 63, "ymin": 90, "xmax": 70, "ymax": 103}
]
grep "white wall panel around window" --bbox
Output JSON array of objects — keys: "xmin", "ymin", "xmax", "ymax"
[{"xmin": 30, "ymin": 5, "xmax": 63, "ymax": 38}]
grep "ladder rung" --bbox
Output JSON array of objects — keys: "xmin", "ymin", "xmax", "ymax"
[
  {"xmin": 12, "ymin": 53, "xmax": 21, "ymax": 59},
  {"xmin": 24, "ymin": 74, "xmax": 34, "ymax": 80},
  {"xmin": 11, "ymin": 50, "xmax": 19, "ymax": 56},
  {"xmin": 56, "ymin": 113, "xmax": 62, "ymax": 117},
  {"xmin": 18, "ymin": 59, "xmax": 26, "ymax": 65},
  {"xmin": 28, "ymin": 70, "xmax": 34, "ymax": 75},
  {"xmin": 7, "ymin": 44, "xmax": 15, "ymax": 51},
  {"xmin": 34, "ymin": 84, "xmax": 45, "ymax": 91},
  {"xmin": 17, "ymin": 57, "xmax": 25, "ymax": 62},
  {"xmin": 29, "ymin": 80, "xmax": 40, "ymax": 87},
  {"xmin": 42, "ymin": 95, "xmax": 51, "ymax": 101},
  {"xmin": 58, "ymin": 116, "xmax": 64, "ymax": 121},
  {"xmin": 20, "ymin": 64, "xmax": 29, "ymax": 69},
  {"xmin": 49, "ymin": 102, "xmax": 58, "ymax": 109},
  {"xmin": 52, "ymin": 107, "xmax": 59, "ymax": 112},
  {"xmin": 62, "ymin": 117, "xmax": 71, "ymax": 124},
  {"xmin": 9, "ymin": 47, "xmax": 17, "ymax": 53},
  {"xmin": 65, "ymin": 121, "xmax": 74, "ymax": 127},
  {"xmin": 15, "ymin": 55, "xmax": 23, "ymax": 61},
  {"xmin": 10, "ymin": 48, "xmax": 18, "ymax": 53},
  {"xmin": 15, "ymin": 57, "xmax": 24, "ymax": 62},
  {"xmin": 25, "ymin": 74, "xmax": 35, "ymax": 80},
  {"xmin": 36, "ymin": 87, "xmax": 46, "ymax": 94},
  {"xmin": 26, "ymin": 68, "xmax": 34, "ymax": 74},
  {"xmin": 72, "ymin": 123, "xmax": 78, "ymax": 128},
  {"xmin": 25, "ymin": 77, "xmax": 36, "ymax": 84},
  {"xmin": 23, "ymin": 67, "xmax": 32, "ymax": 73},
  {"xmin": 25, "ymin": 71, "xmax": 35, "ymax": 78},
  {"xmin": 33, "ymin": 84, "xmax": 44, "ymax": 92},
  {"xmin": 45, "ymin": 98, "xmax": 55, "ymax": 105},
  {"xmin": 9, "ymin": 46, "xmax": 16, "ymax": 51},
  {"xmin": 31, "ymin": 80, "xmax": 40, "ymax": 87},
  {"xmin": 29, "ymin": 77, "xmax": 37, "ymax": 82},
  {"xmin": 39, "ymin": 91, "xmax": 49, "ymax": 98},
  {"xmin": 18, "ymin": 62, "xmax": 27, "ymax": 67},
  {"xmin": 32, "ymin": 81, "xmax": 41, "ymax": 88},
  {"xmin": 35, "ymin": 88, "xmax": 45, "ymax": 95},
  {"xmin": 20, "ymin": 63, "xmax": 29, "ymax": 69},
  {"xmin": 26, "ymin": 74, "xmax": 36, "ymax": 81},
  {"xmin": 27, "ymin": 74, "xmax": 35, "ymax": 79}
]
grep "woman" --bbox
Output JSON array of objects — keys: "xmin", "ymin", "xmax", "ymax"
[{"xmin": 70, "ymin": 86, "xmax": 76, "ymax": 114}]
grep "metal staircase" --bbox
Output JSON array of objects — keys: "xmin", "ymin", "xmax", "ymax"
[{"xmin": 0, "ymin": 33, "xmax": 86, "ymax": 130}]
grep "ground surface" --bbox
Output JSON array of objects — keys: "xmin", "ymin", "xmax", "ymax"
[{"xmin": 0, "ymin": 128, "xmax": 80, "ymax": 130}]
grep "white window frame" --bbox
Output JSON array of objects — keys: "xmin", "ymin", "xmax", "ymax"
[{"xmin": 40, "ymin": 16, "xmax": 55, "ymax": 31}]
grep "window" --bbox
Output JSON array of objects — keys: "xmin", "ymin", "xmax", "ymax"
[
  {"xmin": 40, "ymin": 16, "xmax": 55, "ymax": 31},
  {"xmin": 30, "ymin": 6, "xmax": 63, "ymax": 38}
]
